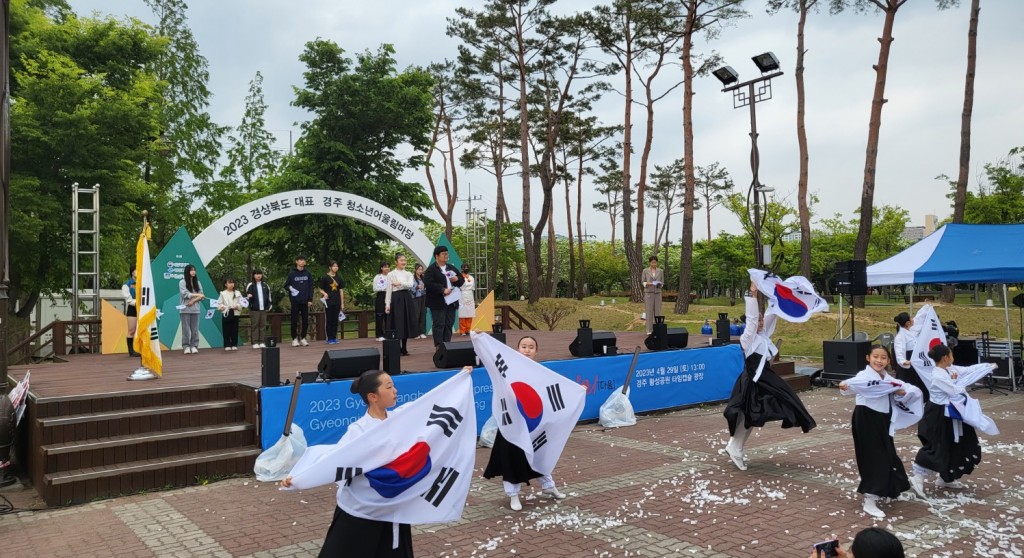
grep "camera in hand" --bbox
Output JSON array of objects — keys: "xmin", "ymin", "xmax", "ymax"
[{"xmin": 813, "ymin": 539, "xmax": 839, "ymax": 558}]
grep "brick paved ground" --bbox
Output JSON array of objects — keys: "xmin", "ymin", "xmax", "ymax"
[{"xmin": 3, "ymin": 387, "xmax": 1024, "ymax": 557}]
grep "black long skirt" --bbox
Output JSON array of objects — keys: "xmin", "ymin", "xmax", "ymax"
[
  {"xmin": 483, "ymin": 431, "xmax": 542, "ymax": 485},
  {"xmin": 723, "ymin": 354, "xmax": 817, "ymax": 435},
  {"xmin": 852, "ymin": 405, "xmax": 910, "ymax": 498},
  {"xmin": 318, "ymin": 506, "xmax": 413, "ymax": 558},
  {"xmin": 915, "ymin": 401, "xmax": 982, "ymax": 482},
  {"xmin": 387, "ymin": 290, "xmax": 417, "ymax": 340}
]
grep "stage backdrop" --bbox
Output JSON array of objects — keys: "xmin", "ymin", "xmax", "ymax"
[
  {"xmin": 259, "ymin": 344, "xmax": 744, "ymax": 449},
  {"xmin": 153, "ymin": 227, "xmax": 223, "ymax": 349}
]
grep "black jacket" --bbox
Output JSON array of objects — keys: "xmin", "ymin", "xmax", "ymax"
[
  {"xmin": 246, "ymin": 281, "xmax": 272, "ymax": 311},
  {"xmin": 423, "ymin": 262, "xmax": 465, "ymax": 310}
]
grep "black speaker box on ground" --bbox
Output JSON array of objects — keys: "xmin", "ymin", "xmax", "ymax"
[
  {"xmin": 433, "ymin": 341, "xmax": 477, "ymax": 369},
  {"xmin": 570, "ymin": 331, "xmax": 617, "ymax": 357},
  {"xmin": 573, "ymin": 323, "xmax": 594, "ymax": 357},
  {"xmin": 715, "ymin": 313, "xmax": 731, "ymax": 344},
  {"xmin": 822, "ymin": 340, "xmax": 871, "ymax": 380},
  {"xmin": 261, "ymin": 346, "xmax": 280, "ymax": 387},
  {"xmin": 835, "ymin": 259, "xmax": 868, "ymax": 296},
  {"xmin": 665, "ymin": 327, "xmax": 688, "ymax": 349},
  {"xmin": 318, "ymin": 348, "xmax": 381, "ymax": 379},
  {"xmin": 646, "ymin": 322, "xmax": 668, "ymax": 351},
  {"xmin": 382, "ymin": 338, "xmax": 402, "ymax": 375}
]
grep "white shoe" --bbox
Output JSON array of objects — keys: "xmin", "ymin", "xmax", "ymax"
[
  {"xmin": 726, "ymin": 447, "xmax": 747, "ymax": 471},
  {"xmin": 936, "ymin": 479, "xmax": 965, "ymax": 489},
  {"xmin": 376, "ymin": 337, "xmax": 385, "ymax": 342},
  {"xmin": 543, "ymin": 487, "xmax": 566, "ymax": 500},
  {"xmin": 184, "ymin": 348, "xmax": 190, "ymax": 355},
  {"xmin": 225, "ymin": 347, "xmax": 231, "ymax": 352},
  {"xmin": 232, "ymin": 346, "xmax": 238, "ymax": 351},
  {"xmin": 419, "ymin": 334, "xmax": 427, "ymax": 339},
  {"xmin": 909, "ymin": 474, "xmax": 928, "ymax": 499},
  {"xmin": 253, "ymin": 344, "xmax": 260, "ymax": 349},
  {"xmin": 292, "ymin": 338, "xmax": 300, "ymax": 347},
  {"xmin": 259, "ymin": 343, "xmax": 266, "ymax": 348},
  {"xmin": 862, "ymin": 498, "xmax": 885, "ymax": 519},
  {"xmin": 192, "ymin": 347, "xmax": 199, "ymax": 354},
  {"xmin": 300, "ymin": 338, "xmax": 309, "ymax": 346},
  {"xmin": 509, "ymin": 495, "xmax": 522, "ymax": 511}
]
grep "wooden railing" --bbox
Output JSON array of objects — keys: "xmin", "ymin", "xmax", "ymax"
[
  {"xmin": 496, "ymin": 305, "xmax": 537, "ymax": 331},
  {"xmin": 8, "ymin": 319, "xmax": 102, "ymax": 365}
]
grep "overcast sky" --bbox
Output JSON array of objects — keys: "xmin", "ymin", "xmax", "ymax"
[{"xmin": 67, "ymin": 0, "xmax": 1024, "ymax": 242}]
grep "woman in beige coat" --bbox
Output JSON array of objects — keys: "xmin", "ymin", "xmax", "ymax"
[{"xmin": 641, "ymin": 256, "xmax": 663, "ymax": 334}]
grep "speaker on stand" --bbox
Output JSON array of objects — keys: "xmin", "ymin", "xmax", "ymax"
[
  {"xmin": 835, "ymin": 260, "xmax": 867, "ymax": 338},
  {"xmin": 571, "ymin": 320, "xmax": 594, "ymax": 357}
]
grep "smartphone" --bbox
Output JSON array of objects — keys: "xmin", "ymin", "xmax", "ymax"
[{"xmin": 812, "ymin": 539, "xmax": 840, "ymax": 558}]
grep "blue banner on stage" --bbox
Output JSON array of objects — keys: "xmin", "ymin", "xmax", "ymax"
[{"xmin": 259, "ymin": 344, "xmax": 744, "ymax": 449}]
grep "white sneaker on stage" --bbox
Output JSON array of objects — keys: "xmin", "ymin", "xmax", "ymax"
[
  {"xmin": 292, "ymin": 338, "xmax": 300, "ymax": 347},
  {"xmin": 192, "ymin": 347, "xmax": 199, "ymax": 354},
  {"xmin": 300, "ymin": 338, "xmax": 309, "ymax": 346},
  {"xmin": 376, "ymin": 337, "xmax": 385, "ymax": 342},
  {"xmin": 184, "ymin": 348, "xmax": 190, "ymax": 355},
  {"xmin": 509, "ymin": 495, "xmax": 522, "ymax": 511},
  {"xmin": 862, "ymin": 498, "xmax": 885, "ymax": 519},
  {"xmin": 225, "ymin": 347, "xmax": 231, "ymax": 352},
  {"xmin": 253, "ymin": 344, "xmax": 260, "ymax": 349}
]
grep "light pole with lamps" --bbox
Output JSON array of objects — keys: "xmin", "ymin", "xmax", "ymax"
[{"xmin": 713, "ymin": 53, "xmax": 783, "ymax": 270}]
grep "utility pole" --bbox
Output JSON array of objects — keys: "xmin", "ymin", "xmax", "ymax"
[{"xmin": 0, "ymin": 0, "xmax": 11, "ymax": 390}]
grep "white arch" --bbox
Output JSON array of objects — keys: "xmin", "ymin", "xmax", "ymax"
[{"xmin": 193, "ymin": 189, "xmax": 435, "ymax": 266}]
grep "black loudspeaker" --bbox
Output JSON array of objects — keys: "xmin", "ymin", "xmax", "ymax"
[
  {"xmin": 433, "ymin": 341, "xmax": 477, "ymax": 369},
  {"xmin": 822, "ymin": 340, "xmax": 871, "ymax": 380},
  {"xmin": 646, "ymin": 322, "xmax": 669, "ymax": 351},
  {"xmin": 645, "ymin": 326, "xmax": 688, "ymax": 351},
  {"xmin": 570, "ymin": 331, "xmax": 617, "ymax": 357},
  {"xmin": 382, "ymin": 338, "xmax": 401, "ymax": 375},
  {"xmin": 715, "ymin": 312, "xmax": 731, "ymax": 344},
  {"xmin": 261, "ymin": 346, "xmax": 280, "ymax": 387},
  {"xmin": 318, "ymin": 348, "xmax": 381, "ymax": 379},
  {"xmin": 572, "ymin": 321, "xmax": 594, "ymax": 357},
  {"xmin": 835, "ymin": 260, "xmax": 868, "ymax": 296}
]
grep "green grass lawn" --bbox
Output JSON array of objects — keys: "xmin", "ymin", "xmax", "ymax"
[{"xmin": 503, "ymin": 295, "xmax": 1022, "ymax": 361}]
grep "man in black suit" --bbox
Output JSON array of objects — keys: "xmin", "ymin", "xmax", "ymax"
[{"xmin": 423, "ymin": 245, "xmax": 466, "ymax": 348}]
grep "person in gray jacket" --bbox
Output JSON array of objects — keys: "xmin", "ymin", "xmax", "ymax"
[{"xmin": 179, "ymin": 264, "xmax": 206, "ymax": 354}]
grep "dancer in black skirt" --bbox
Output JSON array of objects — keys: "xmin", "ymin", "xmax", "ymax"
[
  {"xmin": 384, "ymin": 253, "xmax": 417, "ymax": 355},
  {"xmin": 910, "ymin": 343, "xmax": 997, "ymax": 497},
  {"xmin": 483, "ymin": 336, "xmax": 567, "ymax": 511},
  {"xmin": 839, "ymin": 345, "xmax": 917, "ymax": 519},
  {"xmin": 281, "ymin": 370, "xmax": 411, "ymax": 558},
  {"xmin": 722, "ymin": 281, "xmax": 816, "ymax": 471}
]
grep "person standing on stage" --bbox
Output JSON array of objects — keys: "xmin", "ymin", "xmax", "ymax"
[
  {"xmin": 122, "ymin": 265, "xmax": 140, "ymax": 357},
  {"xmin": 412, "ymin": 263, "xmax": 427, "ymax": 339},
  {"xmin": 457, "ymin": 264, "xmax": 476, "ymax": 335},
  {"xmin": 641, "ymin": 256, "xmax": 663, "ymax": 334},
  {"xmin": 284, "ymin": 255, "xmax": 314, "ymax": 347},
  {"xmin": 385, "ymin": 254, "xmax": 417, "ymax": 356},
  {"xmin": 372, "ymin": 262, "xmax": 390, "ymax": 341},
  {"xmin": 483, "ymin": 335, "xmax": 567, "ymax": 511},
  {"xmin": 246, "ymin": 270, "xmax": 271, "ymax": 349},
  {"xmin": 217, "ymin": 278, "xmax": 243, "ymax": 351},
  {"xmin": 423, "ymin": 246, "xmax": 465, "ymax": 348},
  {"xmin": 722, "ymin": 280, "xmax": 816, "ymax": 470},
  {"xmin": 319, "ymin": 261, "xmax": 345, "ymax": 345},
  {"xmin": 281, "ymin": 370, "xmax": 414, "ymax": 557},
  {"xmin": 178, "ymin": 264, "xmax": 206, "ymax": 354},
  {"xmin": 839, "ymin": 345, "xmax": 920, "ymax": 519}
]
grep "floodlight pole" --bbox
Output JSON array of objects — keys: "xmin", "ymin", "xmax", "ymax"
[
  {"xmin": 721, "ymin": 71, "xmax": 783, "ymax": 272},
  {"xmin": 0, "ymin": 0, "xmax": 10, "ymax": 392}
]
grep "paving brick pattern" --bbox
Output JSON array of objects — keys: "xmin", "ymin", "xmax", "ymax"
[{"xmin": 3, "ymin": 388, "xmax": 1024, "ymax": 557}]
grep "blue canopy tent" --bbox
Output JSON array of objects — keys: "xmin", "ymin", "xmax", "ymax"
[{"xmin": 867, "ymin": 223, "xmax": 1023, "ymax": 389}]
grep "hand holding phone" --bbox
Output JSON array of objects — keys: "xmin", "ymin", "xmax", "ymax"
[{"xmin": 812, "ymin": 539, "xmax": 840, "ymax": 558}]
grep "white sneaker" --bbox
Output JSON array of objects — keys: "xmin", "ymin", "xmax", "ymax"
[
  {"xmin": 225, "ymin": 347, "xmax": 231, "ymax": 351},
  {"xmin": 376, "ymin": 337, "xmax": 385, "ymax": 342},
  {"xmin": 418, "ymin": 334, "xmax": 427, "ymax": 339},
  {"xmin": 253, "ymin": 344, "xmax": 260, "ymax": 349},
  {"xmin": 862, "ymin": 498, "xmax": 885, "ymax": 519},
  {"xmin": 232, "ymin": 346, "xmax": 238, "ymax": 351},
  {"xmin": 184, "ymin": 347, "xmax": 190, "ymax": 355},
  {"xmin": 936, "ymin": 479, "xmax": 965, "ymax": 489},
  {"xmin": 259, "ymin": 343, "xmax": 266, "ymax": 348},
  {"xmin": 909, "ymin": 474, "xmax": 928, "ymax": 499},
  {"xmin": 543, "ymin": 487, "xmax": 566, "ymax": 500},
  {"xmin": 300, "ymin": 338, "xmax": 309, "ymax": 347},
  {"xmin": 509, "ymin": 495, "xmax": 522, "ymax": 511},
  {"xmin": 292, "ymin": 338, "xmax": 300, "ymax": 347},
  {"xmin": 726, "ymin": 447, "xmax": 747, "ymax": 471},
  {"xmin": 192, "ymin": 347, "xmax": 199, "ymax": 354}
]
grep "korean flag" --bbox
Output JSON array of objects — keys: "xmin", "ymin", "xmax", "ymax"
[
  {"xmin": 909, "ymin": 304, "xmax": 946, "ymax": 392},
  {"xmin": 748, "ymin": 269, "xmax": 829, "ymax": 324},
  {"xmin": 471, "ymin": 331, "xmax": 586, "ymax": 476},
  {"xmin": 285, "ymin": 371, "xmax": 476, "ymax": 525}
]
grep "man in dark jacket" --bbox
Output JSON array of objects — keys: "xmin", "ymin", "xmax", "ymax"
[
  {"xmin": 423, "ymin": 245, "xmax": 465, "ymax": 348},
  {"xmin": 283, "ymin": 255, "xmax": 314, "ymax": 346}
]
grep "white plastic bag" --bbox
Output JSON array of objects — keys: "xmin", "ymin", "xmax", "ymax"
[
  {"xmin": 599, "ymin": 388, "xmax": 637, "ymax": 428},
  {"xmin": 478, "ymin": 416, "xmax": 498, "ymax": 448},
  {"xmin": 254, "ymin": 424, "xmax": 308, "ymax": 481}
]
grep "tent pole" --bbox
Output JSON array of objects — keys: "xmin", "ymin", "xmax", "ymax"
[{"xmin": 1003, "ymin": 283, "xmax": 1016, "ymax": 392}]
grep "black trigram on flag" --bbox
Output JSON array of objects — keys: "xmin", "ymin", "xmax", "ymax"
[
  {"xmin": 929, "ymin": 319, "xmax": 940, "ymax": 332},
  {"xmin": 426, "ymin": 405, "xmax": 464, "ymax": 437},
  {"xmin": 422, "ymin": 467, "xmax": 459, "ymax": 507},
  {"xmin": 148, "ymin": 325, "xmax": 159, "ymax": 340},
  {"xmin": 494, "ymin": 354, "xmax": 509, "ymax": 378},
  {"xmin": 140, "ymin": 286, "xmax": 152, "ymax": 307},
  {"xmin": 335, "ymin": 467, "xmax": 363, "ymax": 485},
  {"xmin": 916, "ymin": 349, "xmax": 933, "ymax": 367},
  {"xmin": 499, "ymin": 398, "xmax": 513, "ymax": 426},
  {"xmin": 546, "ymin": 383, "xmax": 565, "ymax": 412},
  {"xmin": 532, "ymin": 431, "xmax": 548, "ymax": 451}
]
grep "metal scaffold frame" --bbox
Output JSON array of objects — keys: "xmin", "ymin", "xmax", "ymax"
[{"xmin": 72, "ymin": 183, "xmax": 100, "ymax": 322}]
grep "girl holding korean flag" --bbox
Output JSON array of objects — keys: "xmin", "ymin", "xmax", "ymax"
[
  {"xmin": 474, "ymin": 332, "xmax": 585, "ymax": 512},
  {"xmin": 281, "ymin": 367, "xmax": 477, "ymax": 557},
  {"xmin": 909, "ymin": 309, "xmax": 998, "ymax": 497},
  {"xmin": 722, "ymin": 271, "xmax": 822, "ymax": 471}
]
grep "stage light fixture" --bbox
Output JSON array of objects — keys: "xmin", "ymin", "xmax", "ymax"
[
  {"xmin": 751, "ymin": 52, "xmax": 780, "ymax": 73},
  {"xmin": 713, "ymin": 66, "xmax": 739, "ymax": 86}
]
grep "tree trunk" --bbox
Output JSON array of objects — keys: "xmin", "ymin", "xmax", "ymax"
[
  {"xmin": 546, "ymin": 187, "xmax": 556, "ymax": 296},
  {"xmin": 564, "ymin": 164, "xmax": 576, "ymax": 299},
  {"xmin": 512, "ymin": 10, "xmax": 540, "ymax": 304},
  {"xmin": 853, "ymin": 1, "xmax": 901, "ymax": 308},
  {"xmin": 424, "ymin": 101, "xmax": 455, "ymax": 238},
  {"xmin": 576, "ymin": 155, "xmax": 586, "ymax": 300},
  {"xmin": 620, "ymin": 6, "xmax": 642, "ymax": 303},
  {"xmin": 705, "ymin": 203, "xmax": 712, "ymax": 298},
  {"xmin": 796, "ymin": 0, "xmax": 812, "ymax": 279},
  {"xmin": 674, "ymin": 8, "xmax": 697, "ymax": 315},
  {"xmin": 944, "ymin": 0, "xmax": 980, "ymax": 304}
]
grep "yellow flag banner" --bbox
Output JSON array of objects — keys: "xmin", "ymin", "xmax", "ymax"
[
  {"xmin": 134, "ymin": 224, "xmax": 163, "ymax": 377},
  {"xmin": 470, "ymin": 290, "xmax": 495, "ymax": 332}
]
